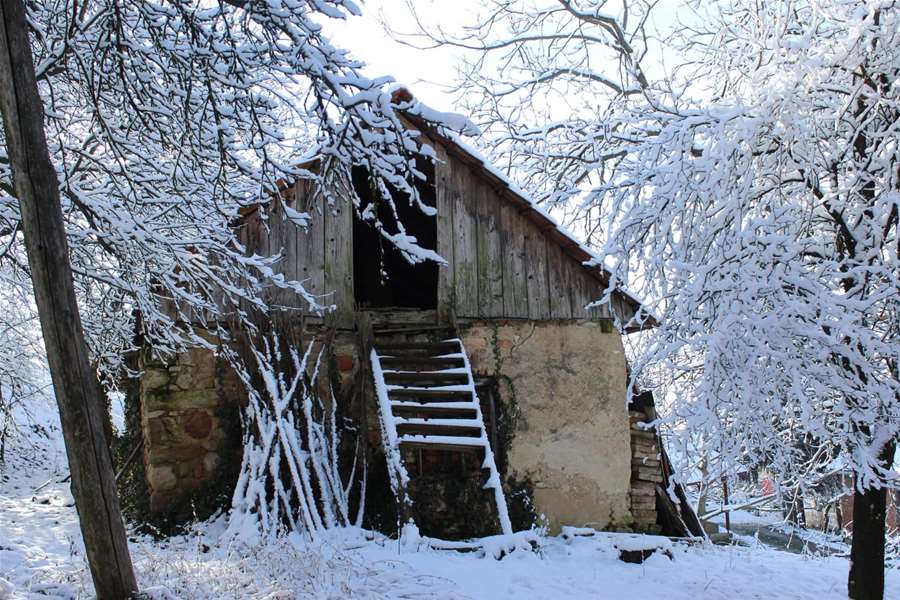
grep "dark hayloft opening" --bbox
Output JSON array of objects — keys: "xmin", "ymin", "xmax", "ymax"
[{"xmin": 351, "ymin": 159, "xmax": 439, "ymax": 309}]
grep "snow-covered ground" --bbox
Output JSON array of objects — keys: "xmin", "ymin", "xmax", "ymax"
[
  {"xmin": 4, "ymin": 465, "xmax": 899, "ymax": 599},
  {"xmin": 2, "ymin": 405, "xmax": 899, "ymax": 599}
]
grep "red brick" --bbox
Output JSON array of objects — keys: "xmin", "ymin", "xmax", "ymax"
[
  {"xmin": 182, "ymin": 409, "xmax": 213, "ymax": 439},
  {"xmin": 336, "ymin": 354, "xmax": 354, "ymax": 372}
]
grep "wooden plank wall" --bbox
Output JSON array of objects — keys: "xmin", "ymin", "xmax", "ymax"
[
  {"xmin": 323, "ymin": 181, "xmax": 355, "ymax": 328},
  {"xmin": 434, "ymin": 145, "xmax": 455, "ymax": 322},
  {"xmin": 294, "ymin": 179, "xmax": 326, "ymax": 310},
  {"xmin": 474, "ymin": 177, "xmax": 504, "ymax": 317},
  {"xmin": 435, "ymin": 149, "xmax": 621, "ymax": 322},
  {"xmin": 239, "ymin": 179, "xmax": 354, "ymax": 327},
  {"xmin": 236, "ymin": 149, "xmax": 632, "ymax": 327}
]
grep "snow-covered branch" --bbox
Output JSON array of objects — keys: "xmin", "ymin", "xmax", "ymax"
[
  {"xmin": 423, "ymin": 0, "xmax": 900, "ymax": 492},
  {"xmin": 0, "ymin": 0, "xmax": 474, "ymax": 381},
  {"xmin": 395, "ymin": 0, "xmax": 653, "ymax": 221}
]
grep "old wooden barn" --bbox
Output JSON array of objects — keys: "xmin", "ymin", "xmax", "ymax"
[{"xmin": 134, "ymin": 95, "xmax": 688, "ymax": 540}]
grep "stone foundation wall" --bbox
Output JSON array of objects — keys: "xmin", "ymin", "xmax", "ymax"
[
  {"xmin": 140, "ymin": 332, "xmax": 243, "ymax": 516},
  {"xmin": 458, "ymin": 320, "xmax": 633, "ymax": 533},
  {"xmin": 629, "ymin": 410, "xmax": 663, "ymax": 533},
  {"xmin": 139, "ymin": 319, "xmax": 635, "ymax": 535},
  {"xmin": 138, "ymin": 323, "xmax": 368, "ymax": 521}
]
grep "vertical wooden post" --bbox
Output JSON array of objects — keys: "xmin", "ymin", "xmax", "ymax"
[{"xmin": 0, "ymin": 2, "xmax": 138, "ymax": 598}]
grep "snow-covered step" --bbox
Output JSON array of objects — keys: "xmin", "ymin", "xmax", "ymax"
[
  {"xmin": 387, "ymin": 388, "xmax": 474, "ymax": 402},
  {"xmin": 390, "ymin": 400, "xmax": 479, "ymax": 410},
  {"xmin": 390, "ymin": 402, "xmax": 480, "ymax": 420},
  {"xmin": 383, "ymin": 371, "xmax": 469, "ymax": 386},
  {"xmin": 387, "ymin": 383, "xmax": 472, "ymax": 392},
  {"xmin": 383, "ymin": 367, "xmax": 470, "ymax": 375},
  {"xmin": 396, "ymin": 422, "xmax": 483, "ymax": 438},
  {"xmin": 378, "ymin": 356, "xmax": 466, "ymax": 370},
  {"xmin": 398, "ymin": 434, "xmax": 489, "ymax": 452},
  {"xmin": 394, "ymin": 417, "xmax": 485, "ymax": 428}
]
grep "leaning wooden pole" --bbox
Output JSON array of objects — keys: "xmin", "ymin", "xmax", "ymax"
[{"xmin": 0, "ymin": 1, "xmax": 139, "ymax": 598}]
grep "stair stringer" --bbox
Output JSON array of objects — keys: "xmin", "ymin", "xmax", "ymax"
[
  {"xmin": 369, "ymin": 347, "xmax": 413, "ymax": 512},
  {"xmin": 452, "ymin": 338, "xmax": 513, "ymax": 535}
]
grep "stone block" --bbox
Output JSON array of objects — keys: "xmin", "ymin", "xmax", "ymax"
[
  {"xmin": 146, "ymin": 414, "xmax": 181, "ymax": 445},
  {"xmin": 181, "ymin": 409, "xmax": 214, "ymax": 440},
  {"xmin": 168, "ymin": 389, "xmax": 219, "ymax": 410},
  {"xmin": 631, "ymin": 482, "xmax": 657, "ymax": 496},
  {"xmin": 150, "ymin": 442, "xmax": 207, "ymax": 463},
  {"xmin": 146, "ymin": 410, "xmax": 222, "ymax": 456},
  {"xmin": 631, "ymin": 496, "xmax": 657, "ymax": 509},
  {"xmin": 634, "ymin": 467, "xmax": 663, "ymax": 483},
  {"xmin": 631, "ymin": 508, "xmax": 657, "ymax": 522},
  {"xmin": 147, "ymin": 464, "xmax": 177, "ymax": 491},
  {"xmin": 203, "ymin": 452, "xmax": 220, "ymax": 474},
  {"xmin": 150, "ymin": 489, "xmax": 174, "ymax": 514},
  {"xmin": 175, "ymin": 361, "xmax": 216, "ymax": 391},
  {"xmin": 143, "ymin": 391, "xmax": 170, "ymax": 413},
  {"xmin": 173, "ymin": 457, "xmax": 204, "ymax": 480},
  {"xmin": 335, "ymin": 354, "xmax": 354, "ymax": 372},
  {"xmin": 631, "ymin": 441, "xmax": 658, "ymax": 455},
  {"xmin": 143, "ymin": 368, "xmax": 171, "ymax": 390}
]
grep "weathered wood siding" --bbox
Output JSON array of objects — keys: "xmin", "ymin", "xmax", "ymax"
[
  {"xmin": 235, "ymin": 146, "xmax": 637, "ymax": 326},
  {"xmin": 237, "ymin": 179, "xmax": 355, "ymax": 328},
  {"xmin": 434, "ymin": 148, "xmax": 629, "ymax": 322}
]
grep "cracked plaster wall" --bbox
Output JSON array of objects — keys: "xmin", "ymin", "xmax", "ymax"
[{"xmin": 459, "ymin": 320, "xmax": 633, "ymax": 533}]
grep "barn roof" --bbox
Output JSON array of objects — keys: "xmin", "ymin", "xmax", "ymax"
[
  {"xmin": 239, "ymin": 90, "xmax": 655, "ymax": 331},
  {"xmin": 395, "ymin": 99, "xmax": 653, "ymax": 331}
]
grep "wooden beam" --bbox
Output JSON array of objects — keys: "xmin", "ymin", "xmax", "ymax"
[{"xmin": 0, "ymin": 2, "xmax": 139, "ymax": 597}]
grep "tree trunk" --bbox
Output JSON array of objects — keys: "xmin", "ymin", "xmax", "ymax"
[
  {"xmin": 784, "ymin": 490, "xmax": 806, "ymax": 528},
  {"xmin": 0, "ymin": 382, "xmax": 6, "ymax": 463},
  {"xmin": 0, "ymin": 1, "xmax": 139, "ymax": 598},
  {"xmin": 848, "ymin": 440, "xmax": 895, "ymax": 600}
]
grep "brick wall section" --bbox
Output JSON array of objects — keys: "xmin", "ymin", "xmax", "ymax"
[
  {"xmin": 139, "ymin": 323, "xmax": 366, "ymax": 519},
  {"xmin": 629, "ymin": 410, "xmax": 662, "ymax": 533},
  {"xmin": 140, "ymin": 331, "xmax": 243, "ymax": 515}
]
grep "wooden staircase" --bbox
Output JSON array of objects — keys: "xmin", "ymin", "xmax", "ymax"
[{"xmin": 365, "ymin": 317, "xmax": 513, "ymax": 536}]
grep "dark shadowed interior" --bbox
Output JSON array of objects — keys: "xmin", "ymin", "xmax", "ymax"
[{"xmin": 351, "ymin": 158, "xmax": 438, "ymax": 309}]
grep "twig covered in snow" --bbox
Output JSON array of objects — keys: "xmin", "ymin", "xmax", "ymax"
[
  {"xmin": 421, "ymin": 0, "xmax": 900, "ymax": 504},
  {"xmin": 0, "ymin": 269, "xmax": 52, "ymax": 464}
]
